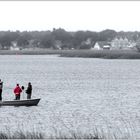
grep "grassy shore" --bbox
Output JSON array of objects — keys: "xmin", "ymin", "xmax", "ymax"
[
  {"xmin": 0, "ymin": 49, "xmax": 140, "ymax": 59},
  {"xmin": 0, "ymin": 131, "xmax": 44, "ymax": 139},
  {"xmin": 0, "ymin": 128, "xmax": 134, "ymax": 139},
  {"xmin": 60, "ymin": 49, "xmax": 140, "ymax": 59},
  {"xmin": 0, "ymin": 131, "xmax": 101, "ymax": 139},
  {"xmin": 0, "ymin": 119, "xmax": 136, "ymax": 139}
]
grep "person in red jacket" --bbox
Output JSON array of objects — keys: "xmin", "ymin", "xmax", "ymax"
[{"xmin": 14, "ymin": 84, "xmax": 22, "ymax": 100}]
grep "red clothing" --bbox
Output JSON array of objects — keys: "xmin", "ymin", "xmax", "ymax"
[{"xmin": 14, "ymin": 86, "xmax": 22, "ymax": 95}]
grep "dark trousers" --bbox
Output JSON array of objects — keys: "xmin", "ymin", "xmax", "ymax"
[
  {"xmin": 27, "ymin": 94, "xmax": 31, "ymax": 99},
  {"xmin": 0, "ymin": 89, "xmax": 2, "ymax": 101},
  {"xmin": 15, "ymin": 94, "xmax": 20, "ymax": 100}
]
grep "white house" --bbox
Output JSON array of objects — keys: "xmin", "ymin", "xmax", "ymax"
[
  {"xmin": 111, "ymin": 37, "xmax": 134, "ymax": 49},
  {"xmin": 54, "ymin": 40, "xmax": 62, "ymax": 49},
  {"xmin": 10, "ymin": 46, "xmax": 20, "ymax": 50},
  {"xmin": 10, "ymin": 41, "xmax": 20, "ymax": 50},
  {"xmin": 11, "ymin": 41, "xmax": 18, "ymax": 47},
  {"xmin": 91, "ymin": 41, "xmax": 111, "ymax": 50}
]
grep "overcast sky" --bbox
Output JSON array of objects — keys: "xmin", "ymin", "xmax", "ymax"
[{"xmin": 0, "ymin": 1, "xmax": 140, "ymax": 32}]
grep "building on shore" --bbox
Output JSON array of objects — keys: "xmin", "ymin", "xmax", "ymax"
[
  {"xmin": 91, "ymin": 41, "xmax": 111, "ymax": 50},
  {"xmin": 111, "ymin": 37, "xmax": 136, "ymax": 50},
  {"xmin": 10, "ymin": 41, "xmax": 20, "ymax": 50}
]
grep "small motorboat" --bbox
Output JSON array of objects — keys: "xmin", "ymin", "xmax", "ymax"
[{"xmin": 0, "ymin": 98, "xmax": 41, "ymax": 106}]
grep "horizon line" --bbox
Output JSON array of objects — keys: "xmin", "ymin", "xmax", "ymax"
[{"xmin": 0, "ymin": 29, "xmax": 140, "ymax": 32}]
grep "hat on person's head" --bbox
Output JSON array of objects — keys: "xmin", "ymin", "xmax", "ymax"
[{"xmin": 21, "ymin": 86, "xmax": 24, "ymax": 90}]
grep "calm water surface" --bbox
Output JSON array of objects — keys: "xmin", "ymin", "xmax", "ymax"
[{"xmin": 0, "ymin": 55, "xmax": 140, "ymax": 138}]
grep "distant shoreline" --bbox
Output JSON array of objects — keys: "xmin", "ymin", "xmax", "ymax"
[{"xmin": 0, "ymin": 49, "xmax": 140, "ymax": 59}]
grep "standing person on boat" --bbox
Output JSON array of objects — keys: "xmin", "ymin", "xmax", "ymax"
[
  {"xmin": 26, "ymin": 82, "xmax": 32, "ymax": 99},
  {"xmin": 0, "ymin": 79, "xmax": 3, "ymax": 101},
  {"xmin": 13, "ymin": 84, "xmax": 22, "ymax": 100}
]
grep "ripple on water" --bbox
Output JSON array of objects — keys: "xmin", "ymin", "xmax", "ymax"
[{"xmin": 0, "ymin": 56, "xmax": 140, "ymax": 138}]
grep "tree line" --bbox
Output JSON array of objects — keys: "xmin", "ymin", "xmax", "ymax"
[{"xmin": 0, "ymin": 28, "xmax": 140, "ymax": 50}]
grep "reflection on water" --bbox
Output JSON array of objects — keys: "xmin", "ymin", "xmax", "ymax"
[{"xmin": 0, "ymin": 55, "xmax": 140, "ymax": 138}]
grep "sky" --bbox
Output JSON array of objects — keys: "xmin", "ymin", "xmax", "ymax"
[{"xmin": 0, "ymin": 1, "xmax": 140, "ymax": 32}]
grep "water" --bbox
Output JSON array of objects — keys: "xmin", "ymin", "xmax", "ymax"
[{"xmin": 0, "ymin": 55, "xmax": 140, "ymax": 138}]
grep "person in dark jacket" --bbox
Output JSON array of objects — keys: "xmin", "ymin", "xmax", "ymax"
[
  {"xmin": 14, "ymin": 84, "xmax": 22, "ymax": 100},
  {"xmin": 26, "ymin": 82, "xmax": 32, "ymax": 99},
  {"xmin": 0, "ymin": 79, "xmax": 3, "ymax": 101}
]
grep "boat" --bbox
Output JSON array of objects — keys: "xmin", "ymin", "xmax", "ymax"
[{"xmin": 0, "ymin": 98, "xmax": 41, "ymax": 106}]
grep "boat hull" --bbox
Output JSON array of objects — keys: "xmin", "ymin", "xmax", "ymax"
[{"xmin": 0, "ymin": 98, "xmax": 41, "ymax": 106}]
